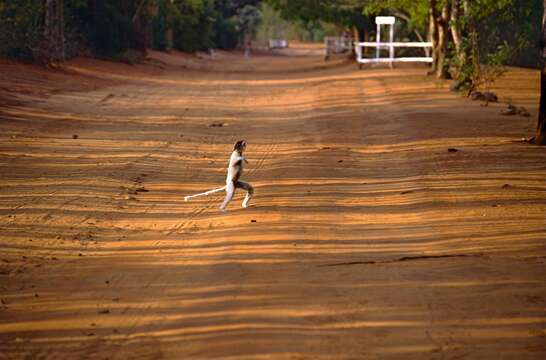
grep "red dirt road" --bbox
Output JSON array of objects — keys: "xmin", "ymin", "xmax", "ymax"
[{"xmin": 0, "ymin": 47, "xmax": 545, "ymax": 359}]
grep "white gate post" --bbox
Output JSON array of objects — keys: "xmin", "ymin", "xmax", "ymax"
[
  {"xmin": 376, "ymin": 22, "xmax": 380, "ymax": 61},
  {"xmin": 389, "ymin": 22, "xmax": 394, "ymax": 68},
  {"xmin": 355, "ymin": 16, "xmax": 432, "ymax": 68},
  {"xmin": 376, "ymin": 17, "xmax": 396, "ymax": 66}
]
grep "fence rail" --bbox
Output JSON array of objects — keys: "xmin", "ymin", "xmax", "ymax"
[
  {"xmin": 355, "ymin": 41, "xmax": 433, "ymax": 65},
  {"xmin": 269, "ymin": 39, "xmax": 288, "ymax": 49}
]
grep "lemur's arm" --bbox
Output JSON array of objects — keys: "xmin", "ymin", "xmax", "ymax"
[{"xmin": 232, "ymin": 154, "xmax": 248, "ymax": 164}]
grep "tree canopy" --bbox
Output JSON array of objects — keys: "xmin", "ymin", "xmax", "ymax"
[{"xmin": 0, "ymin": 0, "xmax": 264, "ymax": 61}]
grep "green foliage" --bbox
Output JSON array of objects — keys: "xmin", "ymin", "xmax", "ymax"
[
  {"xmin": 151, "ymin": 3, "xmax": 170, "ymax": 51},
  {"xmin": 152, "ymin": 0, "xmax": 261, "ymax": 52},
  {"xmin": 0, "ymin": 0, "xmax": 265, "ymax": 61},
  {"xmin": 236, "ymin": 4, "xmax": 261, "ymax": 37},
  {"xmin": 63, "ymin": 1, "xmax": 91, "ymax": 57},
  {"xmin": 473, "ymin": 0, "xmax": 541, "ymax": 68},
  {"xmin": 256, "ymin": 3, "xmax": 289, "ymax": 41},
  {"xmin": 257, "ymin": 2, "xmax": 345, "ymax": 43},
  {"xmin": 212, "ymin": 14, "xmax": 239, "ymax": 49},
  {"xmin": 91, "ymin": 1, "xmax": 135, "ymax": 56},
  {"xmin": 216, "ymin": 0, "xmax": 261, "ymax": 18},
  {"xmin": 1, "ymin": 0, "xmax": 541, "ymax": 67},
  {"xmin": 0, "ymin": 0, "xmax": 44, "ymax": 60},
  {"xmin": 448, "ymin": 0, "xmax": 540, "ymax": 92},
  {"xmin": 458, "ymin": 37, "xmax": 512, "ymax": 92},
  {"xmin": 266, "ymin": 0, "xmax": 367, "ymax": 29},
  {"xmin": 362, "ymin": 0, "xmax": 429, "ymax": 38},
  {"xmin": 171, "ymin": 0, "xmax": 215, "ymax": 52}
]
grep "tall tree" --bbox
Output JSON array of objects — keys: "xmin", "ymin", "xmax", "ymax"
[
  {"xmin": 428, "ymin": 0, "xmax": 450, "ymax": 78},
  {"xmin": 450, "ymin": 0, "xmax": 463, "ymax": 64},
  {"xmin": 536, "ymin": 0, "xmax": 546, "ymax": 144},
  {"xmin": 236, "ymin": 4, "xmax": 261, "ymax": 56},
  {"xmin": 267, "ymin": 0, "xmax": 368, "ymax": 37},
  {"xmin": 131, "ymin": 0, "xmax": 151, "ymax": 53},
  {"xmin": 44, "ymin": 0, "xmax": 65, "ymax": 62}
]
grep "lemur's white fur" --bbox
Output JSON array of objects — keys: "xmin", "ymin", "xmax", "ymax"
[{"xmin": 184, "ymin": 140, "xmax": 253, "ymax": 212}]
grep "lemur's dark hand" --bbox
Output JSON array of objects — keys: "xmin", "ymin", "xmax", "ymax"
[{"xmin": 244, "ymin": 159, "xmax": 249, "ymax": 164}]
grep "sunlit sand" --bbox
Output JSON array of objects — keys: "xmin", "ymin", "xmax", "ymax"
[{"xmin": 0, "ymin": 47, "xmax": 545, "ymax": 359}]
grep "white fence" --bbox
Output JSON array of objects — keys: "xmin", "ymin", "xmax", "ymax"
[
  {"xmin": 354, "ymin": 41, "xmax": 433, "ymax": 65},
  {"xmin": 269, "ymin": 39, "xmax": 288, "ymax": 49},
  {"xmin": 324, "ymin": 36, "xmax": 353, "ymax": 60},
  {"xmin": 355, "ymin": 16, "xmax": 433, "ymax": 67}
]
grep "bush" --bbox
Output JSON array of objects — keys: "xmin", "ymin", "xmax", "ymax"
[
  {"xmin": 91, "ymin": 2, "xmax": 134, "ymax": 56},
  {"xmin": 213, "ymin": 15, "xmax": 238, "ymax": 49},
  {"xmin": 0, "ymin": 0, "xmax": 265, "ymax": 62},
  {"xmin": 170, "ymin": 0, "xmax": 214, "ymax": 52},
  {"xmin": 152, "ymin": 3, "xmax": 169, "ymax": 51},
  {"xmin": 0, "ymin": 1, "xmax": 44, "ymax": 61}
]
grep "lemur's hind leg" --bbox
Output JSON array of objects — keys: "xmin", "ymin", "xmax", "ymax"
[
  {"xmin": 220, "ymin": 181, "xmax": 235, "ymax": 212},
  {"xmin": 236, "ymin": 180, "xmax": 254, "ymax": 208}
]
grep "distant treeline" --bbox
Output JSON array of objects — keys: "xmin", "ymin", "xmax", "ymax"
[
  {"xmin": 0, "ymin": 0, "xmax": 261, "ymax": 62},
  {"xmin": 267, "ymin": 0, "xmax": 541, "ymax": 70},
  {"xmin": 0, "ymin": 0, "xmax": 541, "ymax": 74}
]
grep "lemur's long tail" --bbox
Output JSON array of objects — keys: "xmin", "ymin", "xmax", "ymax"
[{"xmin": 184, "ymin": 186, "xmax": 226, "ymax": 201}]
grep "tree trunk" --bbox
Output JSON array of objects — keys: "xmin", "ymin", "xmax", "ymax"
[
  {"xmin": 244, "ymin": 32, "xmax": 251, "ymax": 58},
  {"xmin": 352, "ymin": 26, "xmax": 360, "ymax": 42},
  {"xmin": 435, "ymin": 3, "xmax": 450, "ymax": 79},
  {"xmin": 429, "ymin": 0, "xmax": 439, "ymax": 74},
  {"xmin": 132, "ymin": 0, "xmax": 147, "ymax": 24},
  {"xmin": 364, "ymin": 29, "xmax": 369, "ymax": 57},
  {"xmin": 44, "ymin": 0, "xmax": 65, "ymax": 62},
  {"xmin": 352, "ymin": 25, "xmax": 361, "ymax": 58},
  {"xmin": 165, "ymin": 1, "xmax": 173, "ymax": 51},
  {"xmin": 536, "ymin": 0, "xmax": 546, "ymax": 145},
  {"xmin": 87, "ymin": 0, "xmax": 97, "ymax": 45},
  {"xmin": 59, "ymin": 0, "xmax": 64, "ymax": 58},
  {"xmin": 129, "ymin": 0, "xmax": 149, "ymax": 54},
  {"xmin": 451, "ymin": 0, "xmax": 464, "ymax": 65},
  {"xmin": 131, "ymin": 16, "xmax": 148, "ymax": 54},
  {"xmin": 166, "ymin": 29, "xmax": 173, "ymax": 51}
]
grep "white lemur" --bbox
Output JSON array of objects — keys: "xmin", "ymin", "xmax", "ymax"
[{"xmin": 184, "ymin": 140, "xmax": 254, "ymax": 212}]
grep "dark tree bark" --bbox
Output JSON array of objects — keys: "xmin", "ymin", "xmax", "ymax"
[
  {"xmin": 451, "ymin": 0, "xmax": 464, "ymax": 65},
  {"xmin": 87, "ymin": 0, "xmax": 97, "ymax": 42},
  {"xmin": 352, "ymin": 26, "xmax": 360, "ymax": 43},
  {"xmin": 536, "ymin": 0, "xmax": 546, "ymax": 145},
  {"xmin": 429, "ymin": 0, "xmax": 439, "ymax": 74},
  {"xmin": 429, "ymin": 0, "xmax": 450, "ymax": 78},
  {"xmin": 352, "ymin": 25, "xmax": 361, "ymax": 59},
  {"xmin": 363, "ymin": 29, "xmax": 370, "ymax": 56},
  {"xmin": 435, "ymin": 3, "xmax": 450, "ymax": 79},
  {"xmin": 130, "ymin": 0, "xmax": 150, "ymax": 54},
  {"xmin": 44, "ymin": 0, "xmax": 65, "ymax": 62},
  {"xmin": 131, "ymin": 0, "xmax": 147, "ymax": 24}
]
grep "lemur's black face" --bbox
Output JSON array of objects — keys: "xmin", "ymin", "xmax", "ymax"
[{"xmin": 234, "ymin": 140, "xmax": 246, "ymax": 152}]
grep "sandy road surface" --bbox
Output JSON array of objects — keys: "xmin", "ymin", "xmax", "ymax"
[{"xmin": 0, "ymin": 47, "xmax": 545, "ymax": 359}]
